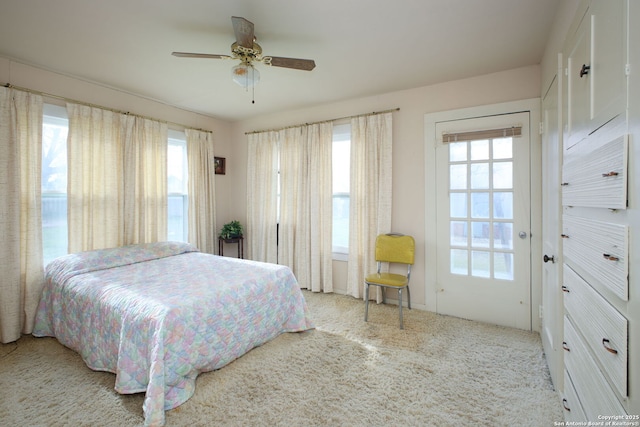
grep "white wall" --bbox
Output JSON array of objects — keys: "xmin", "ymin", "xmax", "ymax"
[{"xmin": 229, "ymin": 65, "xmax": 542, "ymax": 320}]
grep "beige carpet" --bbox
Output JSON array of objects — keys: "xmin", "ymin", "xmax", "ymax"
[{"xmin": 0, "ymin": 291, "xmax": 564, "ymax": 426}]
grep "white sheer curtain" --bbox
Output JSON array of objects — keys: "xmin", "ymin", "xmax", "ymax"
[
  {"xmin": 67, "ymin": 104, "xmax": 126, "ymax": 252},
  {"xmin": 346, "ymin": 112, "xmax": 393, "ymax": 299},
  {"xmin": 123, "ymin": 117, "xmax": 168, "ymax": 244},
  {"xmin": 0, "ymin": 87, "xmax": 44, "ymax": 343},
  {"xmin": 186, "ymin": 128, "xmax": 216, "ymax": 254},
  {"xmin": 279, "ymin": 123, "xmax": 333, "ymax": 292},
  {"xmin": 246, "ymin": 131, "xmax": 279, "ymax": 263},
  {"xmin": 67, "ymin": 103, "xmax": 167, "ymax": 252}
]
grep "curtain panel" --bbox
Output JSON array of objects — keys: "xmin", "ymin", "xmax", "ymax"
[
  {"xmin": 67, "ymin": 104, "xmax": 126, "ymax": 252},
  {"xmin": 246, "ymin": 131, "xmax": 279, "ymax": 264},
  {"xmin": 186, "ymin": 128, "xmax": 216, "ymax": 254},
  {"xmin": 279, "ymin": 123, "xmax": 333, "ymax": 292},
  {"xmin": 67, "ymin": 103, "xmax": 167, "ymax": 253},
  {"xmin": 0, "ymin": 87, "xmax": 44, "ymax": 343},
  {"xmin": 346, "ymin": 112, "xmax": 393, "ymax": 299},
  {"xmin": 123, "ymin": 116, "xmax": 168, "ymax": 244}
]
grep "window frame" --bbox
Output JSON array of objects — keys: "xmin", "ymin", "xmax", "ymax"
[
  {"xmin": 42, "ymin": 103, "xmax": 69, "ymax": 265},
  {"xmin": 167, "ymin": 129, "xmax": 189, "ymax": 242},
  {"xmin": 332, "ymin": 122, "xmax": 351, "ymax": 259}
]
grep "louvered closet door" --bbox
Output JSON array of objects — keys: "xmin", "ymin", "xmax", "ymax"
[{"xmin": 435, "ymin": 112, "xmax": 531, "ymax": 330}]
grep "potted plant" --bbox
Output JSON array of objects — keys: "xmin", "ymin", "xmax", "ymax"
[{"xmin": 219, "ymin": 220, "xmax": 243, "ymax": 239}]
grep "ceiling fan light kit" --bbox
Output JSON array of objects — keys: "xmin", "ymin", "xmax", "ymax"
[
  {"xmin": 231, "ymin": 63, "xmax": 259, "ymax": 88},
  {"xmin": 173, "ymin": 16, "xmax": 315, "ymax": 92}
]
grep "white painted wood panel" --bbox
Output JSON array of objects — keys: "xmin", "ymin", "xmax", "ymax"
[
  {"xmin": 563, "ymin": 265, "xmax": 628, "ymax": 396},
  {"xmin": 563, "ymin": 370, "xmax": 588, "ymax": 422},
  {"xmin": 562, "ymin": 134, "xmax": 628, "ymax": 209},
  {"xmin": 562, "ymin": 215, "xmax": 628, "ymax": 300},
  {"xmin": 564, "ymin": 317, "xmax": 627, "ymax": 420}
]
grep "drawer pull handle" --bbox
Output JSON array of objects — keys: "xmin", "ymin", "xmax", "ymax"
[
  {"xmin": 561, "ymin": 234, "xmax": 569, "ymax": 238},
  {"xmin": 580, "ymin": 64, "xmax": 591, "ymax": 77},
  {"xmin": 602, "ymin": 253, "xmax": 619, "ymax": 261},
  {"xmin": 561, "ymin": 285, "xmax": 570, "ymax": 293},
  {"xmin": 602, "ymin": 338, "xmax": 618, "ymax": 355},
  {"xmin": 561, "ymin": 182, "xmax": 569, "ymax": 186},
  {"xmin": 562, "ymin": 341, "xmax": 570, "ymax": 352},
  {"xmin": 602, "ymin": 171, "xmax": 619, "ymax": 177},
  {"xmin": 562, "ymin": 398, "xmax": 571, "ymax": 412}
]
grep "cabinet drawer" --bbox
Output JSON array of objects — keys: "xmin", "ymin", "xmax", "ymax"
[
  {"xmin": 563, "ymin": 215, "xmax": 628, "ymax": 301},
  {"xmin": 562, "ymin": 134, "xmax": 628, "ymax": 209},
  {"xmin": 563, "ymin": 317, "xmax": 627, "ymax": 420},
  {"xmin": 563, "ymin": 370, "xmax": 588, "ymax": 422},
  {"xmin": 563, "ymin": 265, "xmax": 628, "ymax": 396}
]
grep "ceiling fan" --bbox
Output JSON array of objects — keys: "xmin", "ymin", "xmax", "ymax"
[{"xmin": 172, "ymin": 16, "xmax": 316, "ymax": 89}]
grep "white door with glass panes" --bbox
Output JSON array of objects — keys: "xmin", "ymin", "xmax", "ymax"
[{"xmin": 435, "ymin": 112, "xmax": 531, "ymax": 330}]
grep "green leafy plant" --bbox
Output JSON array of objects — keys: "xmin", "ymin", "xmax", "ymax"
[{"xmin": 219, "ymin": 220, "xmax": 244, "ymax": 239}]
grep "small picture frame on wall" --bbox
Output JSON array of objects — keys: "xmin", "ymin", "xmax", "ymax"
[{"xmin": 214, "ymin": 157, "xmax": 226, "ymax": 175}]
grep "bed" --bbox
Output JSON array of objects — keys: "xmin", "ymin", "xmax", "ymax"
[{"xmin": 32, "ymin": 241, "xmax": 314, "ymax": 426}]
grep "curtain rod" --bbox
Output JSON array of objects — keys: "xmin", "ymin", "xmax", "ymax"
[
  {"xmin": 244, "ymin": 107, "xmax": 400, "ymax": 135},
  {"xmin": 2, "ymin": 82, "xmax": 212, "ymax": 133}
]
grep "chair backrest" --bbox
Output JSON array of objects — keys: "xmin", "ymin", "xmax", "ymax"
[{"xmin": 375, "ymin": 233, "xmax": 415, "ymax": 265}]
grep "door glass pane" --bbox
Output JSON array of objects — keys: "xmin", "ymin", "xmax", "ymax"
[
  {"xmin": 470, "ymin": 163, "xmax": 489, "ymax": 189},
  {"xmin": 471, "ymin": 192, "xmax": 489, "ymax": 218},
  {"xmin": 450, "ymin": 164, "xmax": 467, "ymax": 189},
  {"xmin": 471, "ymin": 222, "xmax": 490, "ymax": 248},
  {"xmin": 493, "ymin": 192, "xmax": 513, "ymax": 219},
  {"xmin": 493, "ymin": 162, "xmax": 513, "ymax": 189},
  {"xmin": 494, "ymin": 252, "xmax": 514, "ymax": 280},
  {"xmin": 470, "ymin": 140, "xmax": 489, "ymax": 160},
  {"xmin": 451, "ymin": 249, "xmax": 468, "ymax": 275},
  {"xmin": 450, "ymin": 193, "xmax": 467, "ymax": 218},
  {"xmin": 493, "ymin": 137, "xmax": 512, "ymax": 159},
  {"xmin": 449, "ymin": 142, "xmax": 467, "ymax": 161},
  {"xmin": 450, "ymin": 221, "xmax": 468, "ymax": 245},
  {"xmin": 493, "ymin": 223, "xmax": 513, "ymax": 250},
  {"xmin": 471, "ymin": 250, "xmax": 490, "ymax": 278}
]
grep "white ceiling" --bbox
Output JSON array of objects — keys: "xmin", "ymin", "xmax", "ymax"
[{"xmin": 0, "ymin": 0, "xmax": 560, "ymax": 122}]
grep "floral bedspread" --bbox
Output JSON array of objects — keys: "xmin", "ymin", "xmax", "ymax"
[{"xmin": 33, "ymin": 242, "xmax": 314, "ymax": 426}]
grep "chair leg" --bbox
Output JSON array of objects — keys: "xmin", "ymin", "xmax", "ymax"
[
  {"xmin": 364, "ymin": 283, "xmax": 370, "ymax": 322},
  {"xmin": 398, "ymin": 288, "xmax": 404, "ymax": 329},
  {"xmin": 406, "ymin": 285, "xmax": 411, "ymax": 310}
]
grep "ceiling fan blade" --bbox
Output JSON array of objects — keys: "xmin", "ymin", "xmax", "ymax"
[
  {"xmin": 172, "ymin": 52, "xmax": 232, "ymax": 59},
  {"xmin": 231, "ymin": 16, "xmax": 255, "ymax": 49},
  {"xmin": 267, "ymin": 56, "xmax": 316, "ymax": 71}
]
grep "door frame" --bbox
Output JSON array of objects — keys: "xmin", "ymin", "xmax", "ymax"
[{"xmin": 424, "ymin": 98, "xmax": 542, "ymax": 331}]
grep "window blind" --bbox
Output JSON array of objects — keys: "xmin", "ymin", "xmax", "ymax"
[{"xmin": 442, "ymin": 126, "xmax": 522, "ymax": 143}]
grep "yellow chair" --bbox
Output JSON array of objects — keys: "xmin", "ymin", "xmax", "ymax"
[{"xmin": 364, "ymin": 233, "xmax": 415, "ymax": 329}]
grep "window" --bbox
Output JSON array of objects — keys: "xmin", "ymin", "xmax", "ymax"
[
  {"xmin": 167, "ymin": 130, "xmax": 188, "ymax": 242},
  {"xmin": 41, "ymin": 104, "xmax": 190, "ymax": 264},
  {"xmin": 332, "ymin": 123, "xmax": 351, "ymax": 257},
  {"xmin": 42, "ymin": 104, "xmax": 69, "ymax": 265}
]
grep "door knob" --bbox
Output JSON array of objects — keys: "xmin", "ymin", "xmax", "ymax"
[{"xmin": 543, "ymin": 254, "xmax": 555, "ymax": 263}]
